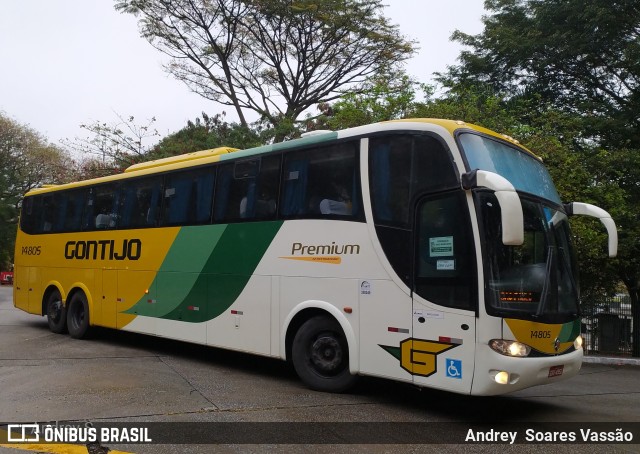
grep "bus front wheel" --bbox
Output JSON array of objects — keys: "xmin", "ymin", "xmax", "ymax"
[
  {"xmin": 67, "ymin": 292, "xmax": 91, "ymax": 339},
  {"xmin": 292, "ymin": 315, "xmax": 357, "ymax": 393},
  {"xmin": 46, "ymin": 289, "xmax": 66, "ymax": 334}
]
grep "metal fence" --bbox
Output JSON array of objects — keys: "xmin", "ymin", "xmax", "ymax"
[{"xmin": 581, "ymin": 295, "xmax": 633, "ymax": 356}]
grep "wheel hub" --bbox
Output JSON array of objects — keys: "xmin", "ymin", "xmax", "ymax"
[
  {"xmin": 310, "ymin": 335, "xmax": 342, "ymax": 372},
  {"xmin": 48, "ymin": 300, "xmax": 62, "ymax": 321}
]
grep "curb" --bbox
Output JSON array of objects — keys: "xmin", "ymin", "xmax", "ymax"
[{"xmin": 583, "ymin": 356, "xmax": 640, "ymax": 367}]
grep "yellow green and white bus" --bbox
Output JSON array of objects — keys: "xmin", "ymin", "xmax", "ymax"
[{"xmin": 13, "ymin": 119, "xmax": 618, "ymax": 396}]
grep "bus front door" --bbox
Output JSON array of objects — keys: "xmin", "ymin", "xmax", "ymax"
[
  {"xmin": 411, "ymin": 192, "xmax": 477, "ymax": 394},
  {"xmin": 410, "ymin": 295, "xmax": 476, "ymax": 394}
]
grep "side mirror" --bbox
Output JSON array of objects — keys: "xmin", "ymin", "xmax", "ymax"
[
  {"xmin": 564, "ymin": 202, "xmax": 618, "ymax": 257},
  {"xmin": 462, "ymin": 170, "xmax": 524, "ymax": 246}
]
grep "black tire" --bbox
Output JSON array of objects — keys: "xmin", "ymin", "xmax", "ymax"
[
  {"xmin": 45, "ymin": 289, "xmax": 67, "ymax": 334},
  {"xmin": 67, "ymin": 292, "xmax": 91, "ymax": 339},
  {"xmin": 292, "ymin": 315, "xmax": 358, "ymax": 393}
]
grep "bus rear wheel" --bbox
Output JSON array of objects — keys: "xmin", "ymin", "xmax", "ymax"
[
  {"xmin": 292, "ymin": 315, "xmax": 357, "ymax": 393},
  {"xmin": 67, "ymin": 292, "xmax": 91, "ymax": 339},
  {"xmin": 46, "ymin": 289, "xmax": 66, "ymax": 334}
]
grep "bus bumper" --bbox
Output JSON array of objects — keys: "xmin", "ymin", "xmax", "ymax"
[{"xmin": 470, "ymin": 344, "xmax": 583, "ymax": 396}]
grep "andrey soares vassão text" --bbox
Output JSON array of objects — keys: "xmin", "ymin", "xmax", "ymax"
[{"xmin": 465, "ymin": 428, "xmax": 634, "ymax": 444}]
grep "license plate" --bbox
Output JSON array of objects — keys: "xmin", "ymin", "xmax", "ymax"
[{"xmin": 548, "ymin": 365, "xmax": 564, "ymax": 378}]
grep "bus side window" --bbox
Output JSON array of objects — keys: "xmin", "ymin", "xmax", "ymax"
[
  {"xmin": 411, "ymin": 135, "xmax": 458, "ymax": 193},
  {"xmin": 281, "ymin": 157, "xmax": 309, "ymax": 217},
  {"xmin": 21, "ymin": 195, "xmax": 44, "ymax": 234},
  {"xmin": 239, "ymin": 155, "xmax": 280, "ymax": 220},
  {"xmin": 163, "ymin": 167, "xmax": 216, "ymax": 225},
  {"xmin": 192, "ymin": 171, "xmax": 215, "ymax": 223},
  {"xmin": 54, "ymin": 189, "xmax": 86, "ymax": 232},
  {"xmin": 370, "ymin": 135, "xmax": 413, "ymax": 226},
  {"xmin": 65, "ymin": 191, "xmax": 82, "ymax": 232},
  {"xmin": 164, "ymin": 174, "xmax": 192, "ymax": 224},
  {"xmin": 370, "ymin": 134, "xmax": 457, "ymax": 228},
  {"xmin": 214, "ymin": 156, "xmax": 280, "ymax": 223},
  {"xmin": 214, "ymin": 163, "xmax": 241, "ymax": 222},
  {"xmin": 118, "ymin": 177, "xmax": 163, "ymax": 229},
  {"xmin": 91, "ymin": 185, "xmax": 117, "ymax": 230},
  {"xmin": 281, "ymin": 142, "xmax": 361, "ymax": 219},
  {"xmin": 40, "ymin": 195, "xmax": 57, "ymax": 232},
  {"xmin": 52, "ymin": 193, "xmax": 67, "ymax": 232},
  {"xmin": 20, "ymin": 196, "xmax": 38, "ymax": 234}
]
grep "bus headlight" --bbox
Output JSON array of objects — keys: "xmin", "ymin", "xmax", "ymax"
[
  {"xmin": 573, "ymin": 335, "xmax": 583, "ymax": 350},
  {"xmin": 489, "ymin": 339, "xmax": 531, "ymax": 357},
  {"xmin": 495, "ymin": 371, "xmax": 510, "ymax": 384}
]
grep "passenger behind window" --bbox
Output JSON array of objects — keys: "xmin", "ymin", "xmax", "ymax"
[
  {"xmin": 256, "ymin": 195, "xmax": 276, "ymax": 217},
  {"xmin": 240, "ymin": 189, "xmax": 277, "ymax": 219},
  {"xmin": 320, "ymin": 181, "xmax": 352, "ymax": 216},
  {"xmin": 95, "ymin": 207, "xmax": 114, "ymax": 229}
]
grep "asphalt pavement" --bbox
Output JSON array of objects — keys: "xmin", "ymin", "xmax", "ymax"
[{"xmin": 1, "ymin": 285, "xmax": 638, "ymax": 453}]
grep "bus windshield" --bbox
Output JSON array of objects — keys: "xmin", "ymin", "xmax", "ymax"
[
  {"xmin": 477, "ymin": 192, "xmax": 579, "ymax": 322},
  {"xmin": 459, "ymin": 133, "xmax": 561, "ymax": 204},
  {"xmin": 459, "ymin": 132, "xmax": 580, "ymax": 321}
]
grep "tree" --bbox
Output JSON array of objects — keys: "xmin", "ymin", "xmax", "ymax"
[
  {"xmin": 447, "ymin": 0, "xmax": 640, "ymax": 148},
  {"xmin": 150, "ymin": 112, "xmax": 263, "ymax": 159},
  {"xmin": 0, "ymin": 113, "xmax": 74, "ymax": 269},
  {"xmin": 115, "ymin": 0, "xmax": 416, "ymax": 141},
  {"xmin": 441, "ymin": 0, "xmax": 640, "ymax": 355},
  {"xmin": 310, "ymin": 69, "xmax": 427, "ymax": 131},
  {"xmin": 62, "ymin": 113, "xmax": 160, "ymax": 174}
]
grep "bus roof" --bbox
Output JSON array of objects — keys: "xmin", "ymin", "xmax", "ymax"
[
  {"xmin": 124, "ymin": 146, "xmax": 240, "ymax": 173},
  {"xmin": 24, "ymin": 118, "xmax": 537, "ymax": 196},
  {"xmin": 387, "ymin": 118, "xmax": 537, "ymax": 157}
]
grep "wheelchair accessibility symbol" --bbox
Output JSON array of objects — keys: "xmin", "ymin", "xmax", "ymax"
[{"xmin": 446, "ymin": 358, "xmax": 462, "ymax": 379}]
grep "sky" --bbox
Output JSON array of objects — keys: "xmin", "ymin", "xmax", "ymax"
[{"xmin": 0, "ymin": 1, "xmax": 486, "ymax": 148}]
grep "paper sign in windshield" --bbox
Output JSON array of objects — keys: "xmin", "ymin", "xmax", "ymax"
[{"xmin": 429, "ymin": 236, "xmax": 454, "ymax": 257}]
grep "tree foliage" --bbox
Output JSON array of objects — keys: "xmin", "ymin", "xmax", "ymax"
[
  {"xmin": 115, "ymin": 0, "xmax": 416, "ymax": 141},
  {"xmin": 150, "ymin": 112, "xmax": 263, "ymax": 158},
  {"xmin": 447, "ymin": 0, "xmax": 640, "ymax": 148},
  {"xmin": 62, "ymin": 113, "xmax": 160, "ymax": 175},
  {"xmin": 0, "ymin": 113, "xmax": 74, "ymax": 269},
  {"xmin": 312, "ymin": 69, "xmax": 427, "ymax": 130},
  {"xmin": 441, "ymin": 0, "xmax": 640, "ymax": 355}
]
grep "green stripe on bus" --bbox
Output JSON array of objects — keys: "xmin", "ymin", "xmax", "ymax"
[
  {"xmin": 558, "ymin": 319, "xmax": 580, "ymax": 342},
  {"xmin": 123, "ymin": 225, "xmax": 226, "ymax": 318},
  {"xmin": 154, "ymin": 224, "xmax": 227, "ymax": 317},
  {"xmin": 123, "ymin": 221, "xmax": 283, "ymax": 322},
  {"xmin": 160, "ymin": 224, "xmax": 227, "ymax": 273},
  {"xmin": 161, "ymin": 221, "xmax": 283, "ymax": 321}
]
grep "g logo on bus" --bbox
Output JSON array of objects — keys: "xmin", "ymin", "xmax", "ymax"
[
  {"xmin": 554, "ymin": 337, "xmax": 560, "ymax": 352},
  {"xmin": 380, "ymin": 338, "xmax": 460, "ymax": 377}
]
